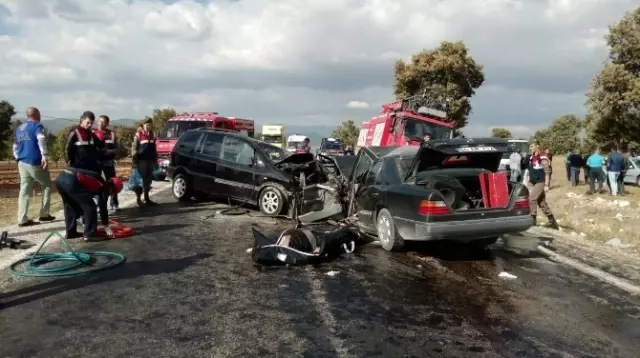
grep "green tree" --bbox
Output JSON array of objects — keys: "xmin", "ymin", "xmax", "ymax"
[
  {"xmin": 393, "ymin": 41, "xmax": 485, "ymax": 131},
  {"xmin": 491, "ymin": 128, "xmax": 512, "ymax": 138},
  {"xmin": 531, "ymin": 114, "xmax": 584, "ymax": 154},
  {"xmin": 54, "ymin": 129, "xmax": 70, "ymax": 165},
  {"xmin": 586, "ymin": 7, "xmax": 640, "ymax": 145},
  {"xmin": 144, "ymin": 108, "xmax": 177, "ymax": 131},
  {"xmin": 331, "ymin": 120, "xmax": 360, "ymax": 147},
  {"xmin": 46, "ymin": 132, "xmax": 61, "ymax": 166},
  {"xmin": 113, "ymin": 125, "xmax": 138, "ymax": 159},
  {"xmin": 0, "ymin": 100, "xmax": 17, "ymax": 159},
  {"xmin": 254, "ymin": 132, "xmax": 262, "ymax": 140}
]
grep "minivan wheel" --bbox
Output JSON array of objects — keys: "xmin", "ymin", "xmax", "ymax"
[
  {"xmin": 259, "ymin": 187, "xmax": 285, "ymax": 216},
  {"xmin": 172, "ymin": 174, "xmax": 192, "ymax": 202},
  {"xmin": 376, "ymin": 208, "xmax": 404, "ymax": 251}
]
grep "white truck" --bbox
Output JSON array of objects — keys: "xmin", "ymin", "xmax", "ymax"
[
  {"xmin": 261, "ymin": 125, "xmax": 285, "ymax": 148},
  {"xmin": 286, "ymin": 134, "xmax": 308, "ymax": 153}
]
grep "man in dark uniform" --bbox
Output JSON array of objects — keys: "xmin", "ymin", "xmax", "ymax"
[
  {"xmin": 55, "ymin": 168, "xmax": 123, "ymax": 241},
  {"xmin": 528, "ymin": 143, "xmax": 559, "ymax": 229},
  {"xmin": 64, "ymin": 111, "xmax": 104, "ymax": 172},
  {"xmin": 131, "ymin": 118, "xmax": 158, "ymax": 206},
  {"xmin": 94, "ymin": 115, "xmax": 120, "ymax": 211}
]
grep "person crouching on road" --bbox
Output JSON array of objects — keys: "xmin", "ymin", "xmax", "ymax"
[
  {"xmin": 131, "ymin": 119, "xmax": 158, "ymax": 206},
  {"xmin": 94, "ymin": 115, "xmax": 120, "ymax": 211},
  {"xmin": 55, "ymin": 168, "xmax": 123, "ymax": 241},
  {"xmin": 528, "ymin": 143, "xmax": 559, "ymax": 230},
  {"xmin": 65, "ymin": 111, "xmax": 104, "ymax": 173}
]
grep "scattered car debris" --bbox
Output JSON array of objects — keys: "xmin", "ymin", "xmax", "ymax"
[
  {"xmin": 325, "ymin": 270, "xmax": 340, "ymax": 277},
  {"xmin": 251, "ymin": 226, "xmax": 359, "ymax": 266}
]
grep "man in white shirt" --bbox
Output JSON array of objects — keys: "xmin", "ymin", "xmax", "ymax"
[{"xmin": 508, "ymin": 149, "xmax": 522, "ymax": 182}]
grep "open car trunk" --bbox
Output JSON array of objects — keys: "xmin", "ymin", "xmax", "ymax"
[{"xmin": 407, "ymin": 138, "xmax": 514, "ymax": 211}]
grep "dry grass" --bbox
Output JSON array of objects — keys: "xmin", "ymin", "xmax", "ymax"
[{"xmin": 539, "ymin": 160, "xmax": 640, "ymax": 255}]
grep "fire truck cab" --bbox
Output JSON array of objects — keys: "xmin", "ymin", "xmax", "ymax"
[
  {"xmin": 155, "ymin": 112, "xmax": 254, "ymax": 180},
  {"xmin": 355, "ymin": 95, "xmax": 455, "ymax": 151}
]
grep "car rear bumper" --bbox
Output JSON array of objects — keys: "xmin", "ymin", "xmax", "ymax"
[{"xmin": 395, "ymin": 215, "xmax": 533, "ymax": 243}]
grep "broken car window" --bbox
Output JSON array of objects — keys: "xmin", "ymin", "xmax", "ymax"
[
  {"xmin": 201, "ymin": 133, "xmax": 223, "ymax": 157},
  {"xmin": 221, "ymin": 136, "xmax": 255, "ymax": 165}
]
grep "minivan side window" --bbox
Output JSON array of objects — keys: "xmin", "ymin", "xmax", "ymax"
[
  {"xmin": 220, "ymin": 136, "xmax": 255, "ymax": 166},
  {"xmin": 201, "ymin": 133, "xmax": 223, "ymax": 157},
  {"xmin": 175, "ymin": 132, "xmax": 202, "ymax": 153}
]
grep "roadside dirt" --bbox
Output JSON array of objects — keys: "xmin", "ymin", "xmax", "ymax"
[{"xmin": 529, "ymin": 159, "xmax": 640, "ymax": 282}]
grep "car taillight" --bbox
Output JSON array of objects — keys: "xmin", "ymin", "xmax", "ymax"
[
  {"xmin": 418, "ymin": 200, "xmax": 450, "ymax": 216},
  {"xmin": 514, "ymin": 196, "xmax": 529, "ymax": 209}
]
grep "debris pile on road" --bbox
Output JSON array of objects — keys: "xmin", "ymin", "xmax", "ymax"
[{"xmin": 250, "ymin": 226, "xmax": 358, "ymax": 266}]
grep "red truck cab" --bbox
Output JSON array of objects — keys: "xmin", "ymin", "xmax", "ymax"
[
  {"xmin": 154, "ymin": 112, "xmax": 254, "ymax": 180},
  {"xmin": 355, "ymin": 95, "xmax": 455, "ymax": 151}
]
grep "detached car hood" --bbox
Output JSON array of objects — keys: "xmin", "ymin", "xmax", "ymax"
[
  {"xmin": 407, "ymin": 137, "xmax": 510, "ymax": 178},
  {"xmin": 274, "ymin": 152, "xmax": 316, "ymax": 166}
]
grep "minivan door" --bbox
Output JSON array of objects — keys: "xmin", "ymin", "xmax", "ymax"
[
  {"xmin": 216, "ymin": 136, "xmax": 258, "ymax": 200},
  {"xmin": 192, "ymin": 132, "xmax": 224, "ymax": 195}
]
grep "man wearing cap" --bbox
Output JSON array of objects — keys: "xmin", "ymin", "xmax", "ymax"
[
  {"xmin": 55, "ymin": 167, "xmax": 123, "ymax": 241},
  {"xmin": 13, "ymin": 107, "xmax": 56, "ymax": 227},
  {"xmin": 65, "ymin": 111, "xmax": 104, "ymax": 172},
  {"xmin": 131, "ymin": 118, "xmax": 158, "ymax": 206}
]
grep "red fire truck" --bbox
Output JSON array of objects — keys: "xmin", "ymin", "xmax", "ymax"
[
  {"xmin": 154, "ymin": 112, "xmax": 255, "ymax": 180},
  {"xmin": 355, "ymin": 94, "xmax": 455, "ymax": 151}
]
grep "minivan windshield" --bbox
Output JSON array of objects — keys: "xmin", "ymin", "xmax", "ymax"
[{"xmin": 257, "ymin": 142, "xmax": 290, "ymax": 161}]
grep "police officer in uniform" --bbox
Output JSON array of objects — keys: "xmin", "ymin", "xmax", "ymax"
[
  {"xmin": 64, "ymin": 111, "xmax": 104, "ymax": 173},
  {"xmin": 55, "ymin": 167, "xmax": 123, "ymax": 241},
  {"xmin": 528, "ymin": 143, "xmax": 559, "ymax": 229},
  {"xmin": 131, "ymin": 118, "xmax": 158, "ymax": 206},
  {"xmin": 94, "ymin": 115, "xmax": 120, "ymax": 211}
]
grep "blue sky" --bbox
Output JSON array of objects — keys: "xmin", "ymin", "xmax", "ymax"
[{"xmin": 0, "ymin": 0, "xmax": 636, "ymax": 137}]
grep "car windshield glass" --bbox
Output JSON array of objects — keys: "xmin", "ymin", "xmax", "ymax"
[
  {"xmin": 321, "ymin": 141, "xmax": 341, "ymax": 150},
  {"xmin": 632, "ymin": 159, "xmax": 640, "ymax": 167},
  {"xmin": 403, "ymin": 118, "xmax": 452, "ymax": 140},
  {"xmin": 258, "ymin": 142, "xmax": 290, "ymax": 161},
  {"xmin": 262, "ymin": 135, "xmax": 282, "ymax": 145},
  {"xmin": 159, "ymin": 121, "xmax": 209, "ymax": 139},
  {"xmin": 287, "ymin": 141, "xmax": 302, "ymax": 149}
]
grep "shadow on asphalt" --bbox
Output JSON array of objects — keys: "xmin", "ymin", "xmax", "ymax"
[
  {"xmin": 0, "ymin": 253, "xmax": 212, "ymax": 310},
  {"xmin": 402, "ymin": 238, "xmax": 547, "ymax": 262}
]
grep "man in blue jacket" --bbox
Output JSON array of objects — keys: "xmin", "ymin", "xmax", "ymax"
[
  {"xmin": 586, "ymin": 149, "xmax": 606, "ymax": 194},
  {"xmin": 13, "ymin": 107, "xmax": 55, "ymax": 227},
  {"xmin": 607, "ymin": 146, "xmax": 625, "ymax": 196}
]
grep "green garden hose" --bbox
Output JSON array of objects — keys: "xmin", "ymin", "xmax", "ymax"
[{"xmin": 9, "ymin": 232, "xmax": 126, "ymax": 278}]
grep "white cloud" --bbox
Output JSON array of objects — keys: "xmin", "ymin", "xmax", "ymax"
[
  {"xmin": 346, "ymin": 100, "xmax": 370, "ymax": 109},
  {"xmin": 0, "ymin": 0, "xmax": 636, "ymax": 132}
]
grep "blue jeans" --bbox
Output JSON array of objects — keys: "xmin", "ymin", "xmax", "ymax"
[{"xmin": 570, "ymin": 167, "xmax": 581, "ymax": 186}]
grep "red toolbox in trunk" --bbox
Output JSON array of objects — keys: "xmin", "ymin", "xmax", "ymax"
[{"xmin": 479, "ymin": 172, "xmax": 509, "ymax": 208}]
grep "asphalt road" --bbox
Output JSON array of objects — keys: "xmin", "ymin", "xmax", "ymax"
[{"xmin": 1, "ymin": 190, "xmax": 639, "ymax": 358}]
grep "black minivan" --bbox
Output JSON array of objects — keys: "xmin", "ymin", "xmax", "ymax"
[{"xmin": 166, "ymin": 128, "xmax": 320, "ymax": 216}]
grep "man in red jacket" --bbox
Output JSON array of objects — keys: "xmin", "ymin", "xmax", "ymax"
[
  {"xmin": 94, "ymin": 115, "xmax": 120, "ymax": 211},
  {"xmin": 55, "ymin": 168, "xmax": 123, "ymax": 241}
]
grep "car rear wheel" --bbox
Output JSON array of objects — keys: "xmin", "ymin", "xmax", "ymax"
[
  {"xmin": 259, "ymin": 187, "xmax": 285, "ymax": 216},
  {"xmin": 172, "ymin": 174, "xmax": 192, "ymax": 202},
  {"xmin": 376, "ymin": 208, "xmax": 404, "ymax": 251}
]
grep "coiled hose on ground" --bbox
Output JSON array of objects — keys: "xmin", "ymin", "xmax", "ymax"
[{"xmin": 9, "ymin": 232, "xmax": 126, "ymax": 278}]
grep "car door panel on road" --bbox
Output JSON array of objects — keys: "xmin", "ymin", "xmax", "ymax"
[
  {"xmin": 216, "ymin": 136, "xmax": 258, "ymax": 201},
  {"xmin": 356, "ymin": 161, "xmax": 384, "ymax": 228},
  {"xmin": 193, "ymin": 132, "xmax": 223, "ymax": 195}
]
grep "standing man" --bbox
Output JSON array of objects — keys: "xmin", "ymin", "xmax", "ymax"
[
  {"xmin": 544, "ymin": 148, "xmax": 553, "ymax": 189},
  {"xmin": 567, "ymin": 149, "xmax": 583, "ymax": 187},
  {"xmin": 65, "ymin": 111, "xmax": 104, "ymax": 173},
  {"xmin": 606, "ymin": 146, "xmax": 624, "ymax": 196},
  {"xmin": 586, "ymin": 148, "xmax": 606, "ymax": 194},
  {"xmin": 13, "ymin": 107, "xmax": 55, "ymax": 227},
  {"xmin": 582, "ymin": 152, "xmax": 591, "ymax": 184},
  {"xmin": 564, "ymin": 151, "xmax": 572, "ymax": 182},
  {"xmin": 94, "ymin": 115, "xmax": 120, "ymax": 211},
  {"xmin": 527, "ymin": 143, "xmax": 559, "ymax": 229},
  {"xmin": 131, "ymin": 118, "xmax": 158, "ymax": 206},
  {"xmin": 300, "ymin": 137, "xmax": 312, "ymax": 154},
  {"xmin": 508, "ymin": 148, "xmax": 522, "ymax": 182}
]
